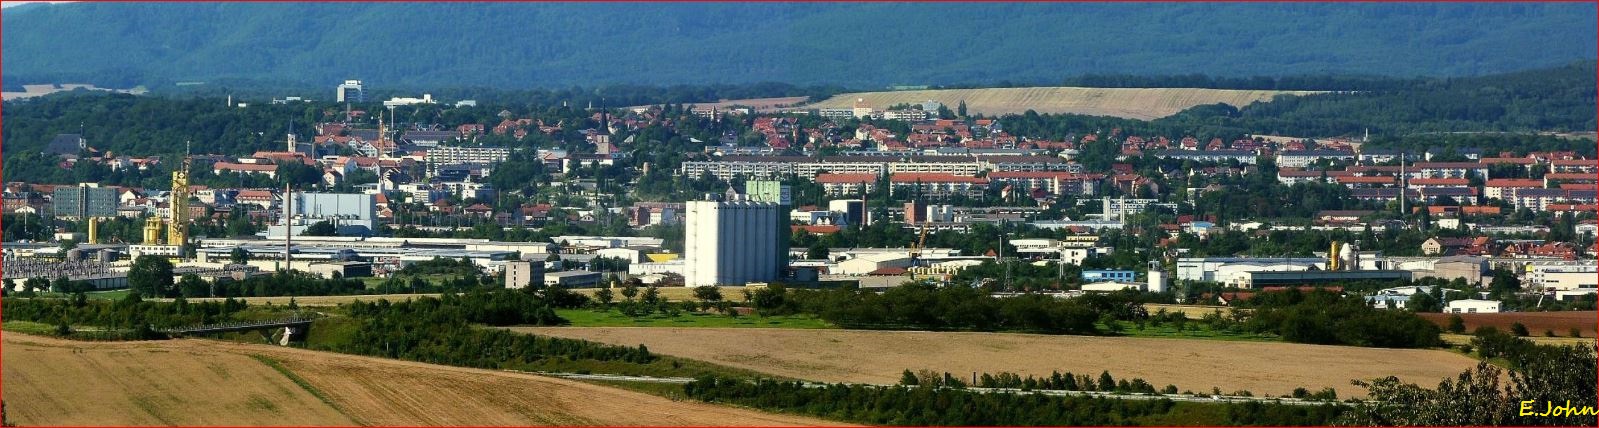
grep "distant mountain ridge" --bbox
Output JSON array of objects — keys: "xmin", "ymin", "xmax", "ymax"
[{"xmin": 3, "ymin": 2, "xmax": 1595, "ymax": 89}]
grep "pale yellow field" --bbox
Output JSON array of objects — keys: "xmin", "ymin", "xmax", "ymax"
[
  {"xmin": 1, "ymin": 333, "xmax": 845, "ymax": 426},
  {"xmin": 798, "ymin": 87, "xmax": 1322, "ymax": 120},
  {"xmin": 516, "ymin": 327, "xmax": 1480, "ymax": 398}
]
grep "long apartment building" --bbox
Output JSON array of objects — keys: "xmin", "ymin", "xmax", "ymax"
[
  {"xmin": 986, "ymin": 171, "xmax": 1102, "ymax": 196},
  {"xmin": 889, "ymin": 173, "xmax": 989, "ymax": 200},
  {"xmin": 682, "ymin": 154, "xmax": 1077, "ymax": 182}
]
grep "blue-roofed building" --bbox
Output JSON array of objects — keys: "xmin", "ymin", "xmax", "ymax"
[{"xmin": 1082, "ymin": 270, "xmax": 1135, "ymax": 283}]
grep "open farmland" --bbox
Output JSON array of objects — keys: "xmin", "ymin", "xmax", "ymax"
[
  {"xmin": 1419, "ymin": 311, "xmax": 1597, "ymax": 337},
  {"xmin": 796, "ymin": 87, "xmax": 1322, "ymax": 120},
  {"xmin": 515, "ymin": 327, "xmax": 1480, "ymax": 398},
  {"xmin": 626, "ymin": 96, "xmax": 811, "ymax": 113},
  {"xmin": 1, "ymin": 333, "xmax": 845, "ymax": 426}
]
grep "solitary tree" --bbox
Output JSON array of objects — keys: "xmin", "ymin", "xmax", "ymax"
[
  {"xmin": 692, "ymin": 286, "xmax": 723, "ymax": 311},
  {"xmin": 229, "ymin": 247, "xmax": 251, "ymax": 264},
  {"xmin": 1510, "ymin": 322, "xmax": 1530, "ymax": 337},
  {"xmin": 128, "ymin": 255, "xmax": 175, "ymax": 297},
  {"xmin": 1447, "ymin": 314, "xmax": 1467, "ymax": 334}
]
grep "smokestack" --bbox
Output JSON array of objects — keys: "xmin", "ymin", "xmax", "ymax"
[
  {"xmin": 284, "ymin": 184, "xmax": 292, "ymax": 270},
  {"xmin": 1400, "ymin": 152, "xmax": 1408, "ymax": 216}
]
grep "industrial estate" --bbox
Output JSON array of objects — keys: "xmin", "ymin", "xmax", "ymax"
[{"xmin": 2, "ymin": 2, "xmax": 1597, "ymax": 427}]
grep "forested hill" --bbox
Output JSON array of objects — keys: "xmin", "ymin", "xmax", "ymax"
[{"xmin": 4, "ymin": 2, "xmax": 1596, "ymax": 89}]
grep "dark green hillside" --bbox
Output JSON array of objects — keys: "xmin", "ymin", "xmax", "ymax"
[{"xmin": 3, "ymin": 3, "xmax": 1594, "ymax": 89}]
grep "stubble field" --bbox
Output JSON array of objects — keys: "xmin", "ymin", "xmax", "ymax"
[
  {"xmin": 1, "ymin": 333, "xmax": 845, "ymax": 426},
  {"xmin": 797, "ymin": 87, "xmax": 1323, "ymax": 120},
  {"xmin": 514, "ymin": 327, "xmax": 1480, "ymax": 398}
]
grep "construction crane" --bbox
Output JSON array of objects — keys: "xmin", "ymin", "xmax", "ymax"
[{"xmin": 908, "ymin": 220, "xmax": 929, "ymax": 280}]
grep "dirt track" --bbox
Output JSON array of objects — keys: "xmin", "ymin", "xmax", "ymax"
[
  {"xmin": 1, "ymin": 333, "xmax": 846, "ymax": 426},
  {"xmin": 515, "ymin": 327, "xmax": 1480, "ymax": 398}
]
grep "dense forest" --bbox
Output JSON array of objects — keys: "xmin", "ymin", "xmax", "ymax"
[{"xmin": 4, "ymin": 3, "xmax": 1594, "ymax": 89}]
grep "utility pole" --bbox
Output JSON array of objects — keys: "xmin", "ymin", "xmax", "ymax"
[{"xmin": 999, "ymin": 232, "xmax": 1010, "ymax": 291}]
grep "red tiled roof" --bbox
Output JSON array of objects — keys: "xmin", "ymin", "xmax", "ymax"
[
  {"xmin": 1485, "ymin": 179, "xmax": 1543, "ymax": 188},
  {"xmin": 1478, "ymin": 157, "xmax": 1537, "ymax": 165},
  {"xmin": 1409, "ymin": 178, "xmax": 1469, "ymax": 186},
  {"xmin": 889, "ymin": 173, "xmax": 989, "ymax": 184},
  {"xmin": 814, "ymin": 173, "xmax": 878, "ymax": 184},
  {"xmin": 213, "ymin": 162, "xmax": 278, "ymax": 172},
  {"xmin": 1334, "ymin": 176, "xmax": 1397, "ymax": 184},
  {"xmin": 791, "ymin": 225, "xmax": 841, "ymax": 235},
  {"xmin": 1546, "ymin": 173, "xmax": 1598, "ymax": 182}
]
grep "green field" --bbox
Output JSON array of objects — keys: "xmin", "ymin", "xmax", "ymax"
[
  {"xmin": 2, "ymin": 320, "xmax": 59, "ymax": 335},
  {"xmin": 25, "ymin": 289, "xmax": 132, "ymax": 300},
  {"xmin": 1101, "ymin": 321, "xmax": 1280, "ymax": 342},
  {"xmin": 555, "ymin": 309, "xmax": 833, "ymax": 329}
]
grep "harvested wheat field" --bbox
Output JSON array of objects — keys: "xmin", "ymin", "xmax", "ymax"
[
  {"xmin": 516, "ymin": 327, "xmax": 1478, "ymax": 398},
  {"xmin": 796, "ymin": 87, "xmax": 1323, "ymax": 120},
  {"xmin": 1419, "ymin": 311, "xmax": 1597, "ymax": 337},
  {"xmin": 1, "ymin": 333, "xmax": 844, "ymax": 426},
  {"xmin": 2, "ymin": 334, "xmax": 353, "ymax": 426}
]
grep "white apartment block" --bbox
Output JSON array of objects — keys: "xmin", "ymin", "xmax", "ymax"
[
  {"xmin": 887, "ymin": 161, "xmax": 983, "ymax": 176},
  {"xmin": 425, "ymin": 146, "xmax": 512, "ymax": 166}
]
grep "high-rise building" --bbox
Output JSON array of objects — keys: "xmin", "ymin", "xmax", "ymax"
[
  {"xmin": 504, "ymin": 260, "xmax": 545, "ymax": 289},
  {"xmin": 744, "ymin": 180, "xmax": 791, "ymax": 205},
  {"xmin": 336, "ymin": 80, "xmax": 364, "ymax": 103},
  {"xmin": 904, "ymin": 200, "xmax": 927, "ymax": 225},
  {"xmin": 828, "ymin": 199, "xmax": 865, "ymax": 226},
  {"xmin": 685, "ymin": 200, "xmax": 783, "ymax": 287},
  {"xmin": 51, "ymin": 184, "xmax": 116, "ymax": 220}
]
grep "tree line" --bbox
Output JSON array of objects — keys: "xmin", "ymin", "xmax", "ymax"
[
  {"xmin": 3, "ymin": 292, "xmax": 252, "ymax": 339},
  {"xmin": 683, "ymin": 375, "xmax": 1344, "ymax": 426},
  {"xmin": 1239, "ymin": 288, "xmax": 1442, "ymax": 348}
]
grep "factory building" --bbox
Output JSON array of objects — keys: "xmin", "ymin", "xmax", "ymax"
[{"xmin": 269, "ymin": 192, "xmax": 378, "ymax": 237}]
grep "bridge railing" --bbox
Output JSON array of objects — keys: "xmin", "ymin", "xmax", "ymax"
[{"xmin": 159, "ymin": 316, "xmax": 317, "ymax": 334}]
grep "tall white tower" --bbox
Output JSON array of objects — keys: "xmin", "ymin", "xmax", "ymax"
[{"xmin": 685, "ymin": 199, "xmax": 783, "ymax": 287}]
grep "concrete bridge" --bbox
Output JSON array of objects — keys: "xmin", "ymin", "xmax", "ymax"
[{"xmin": 160, "ymin": 317, "xmax": 315, "ymax": 343}]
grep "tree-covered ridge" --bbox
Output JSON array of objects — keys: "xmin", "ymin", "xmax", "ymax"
[{"xmin": 4, "ymin": 3, "xmax": 1595, "ymax": 89}]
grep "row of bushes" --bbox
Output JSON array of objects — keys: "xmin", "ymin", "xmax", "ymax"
[
  {"xmin": 683, "ymin": 376, "xmax": 1344, "ymax": 426},
  {"xmin": 746, "ymin": 284, "xmax": 1162, "ymax": 335}
]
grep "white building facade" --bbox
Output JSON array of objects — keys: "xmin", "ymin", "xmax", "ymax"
[{"xmin": 685, "ymin": 200, "xmax": 783, "ymax": 287}]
